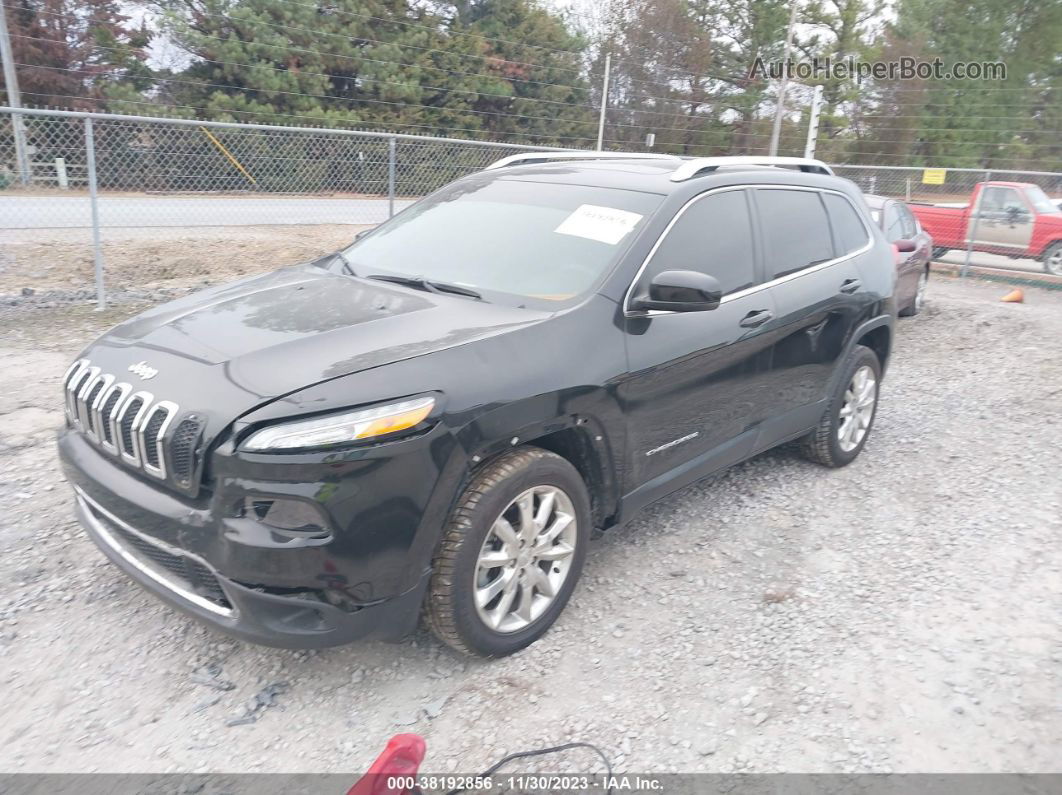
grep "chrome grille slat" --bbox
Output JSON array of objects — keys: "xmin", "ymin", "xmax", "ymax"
[
  {"xmin": 139, "ymin": 401, "xmax": 178, "ymax": 479},
  {"xmin": 118, "ymin": 392, "xmax": 152, "ymax": 467},
  {"xmin": 63, "ymin": 359, "xmax": 89, "ymax": 420},
  {"xmin": 74, "ymin": 366, "xmax": 101, "ymax": 431},
  {"xmin": 82, "ymin": 372, "xmax": 113, "ymax": 442},
  {"xmin": 62, "ymin": 360, "xmax": 186, "ymax": 484},
  {"xmin": 97, "ymin": 381, "xmax": 130, "ymax": 453}
]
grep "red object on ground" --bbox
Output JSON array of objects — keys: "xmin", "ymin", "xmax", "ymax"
[{"xmin": 347, "ymin": 733, "xmax": 427, "ymax": 795}]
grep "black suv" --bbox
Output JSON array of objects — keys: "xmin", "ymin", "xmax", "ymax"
[{"xmin": 58, "ymin": 154, "xmax": 895, "ymax": 657}]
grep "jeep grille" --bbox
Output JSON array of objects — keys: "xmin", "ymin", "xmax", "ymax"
[{"xmin": 63, "ymin": 358, "xmax": 189, "ymax": 483}]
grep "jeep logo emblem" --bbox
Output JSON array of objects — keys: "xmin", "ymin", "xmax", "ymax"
[{"xmin": 128, "ymin": 361, "xmax": 158, "ymax": 380}]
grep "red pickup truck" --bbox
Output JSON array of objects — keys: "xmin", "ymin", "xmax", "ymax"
[{"xmin": 910, "ymin": 181, "xmax": 1062, "ymax": 275}]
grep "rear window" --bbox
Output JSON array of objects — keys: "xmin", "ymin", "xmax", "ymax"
[
  {"xmin": 757, "ymin": 189, "xmax": 835, "ymax": 278},
  {"xmin": 823, "ymin": 193, "xmax": 871, "ymax": 253}
]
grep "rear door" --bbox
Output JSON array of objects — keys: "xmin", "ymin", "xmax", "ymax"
[
  {"xmin": 620, "ymin": 188, "xmax": 776, "ymax": 507},
  {"xmin": 754, "ymin": 188, "xmax": 870, "ymax": 427}
]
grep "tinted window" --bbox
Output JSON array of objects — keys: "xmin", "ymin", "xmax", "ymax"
[
  {"xmin": 344, "ymin": 177, "xmax": 662, "ymax": 307},
  {"xmin": 758, "ymin": 189, "xmax": 834, "ymax": 278},
  {"xmin": 646, "ymin": 190, "xmax": 755, "ymax": 295},
  {"xmin": 824, "ymin": 193, "xmax": 870, "ymax": 254}
]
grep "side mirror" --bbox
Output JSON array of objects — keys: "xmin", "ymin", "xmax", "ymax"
[
  {"xmin": 895, "ymin": 238, "xmax": 917, "ymax": 253},
  {"xmin": 631, "ymin": 270, "xmax": 722, "ymax": 313}
]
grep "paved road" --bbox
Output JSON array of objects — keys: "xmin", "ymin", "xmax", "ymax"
[
  {"xmin": 938, "ymin": 250, "xmax": 1047, "ymax": 276},
  {"xmin": 0, "ymin": 194, "xmax": 414, "ymax": 229}
]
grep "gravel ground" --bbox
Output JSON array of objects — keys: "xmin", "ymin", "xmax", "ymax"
[{"xmin": 0, "ymin": 275, "xmax": 1059, "ymax": 776}]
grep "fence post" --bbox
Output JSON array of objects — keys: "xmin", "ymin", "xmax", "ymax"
[
  {"xmin": 84, "ymin": 117, "xmax": 106, "ymax": 310},
  {"xmin": 55, "ymin": 157, "xmax": 68, "ymax": 189},
  {"xmin": 387, "ymin": 136, "xmax": 396, "ymax": 218},
  {"xmin": 960, "ymin": 169, "xmax": 989, "ymax": 279}
]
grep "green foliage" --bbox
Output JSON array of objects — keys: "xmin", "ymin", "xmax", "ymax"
[
  {"xmin": 153, "ymin": 0, "xmax": 597, "ymax": 144},
  {"xmin": 9, "ymin": 0, "xmax": 1058, "ymax": 170},
  {"xmin": 2, "ymin": 0, "xmax": 153, "ymax": 108}
]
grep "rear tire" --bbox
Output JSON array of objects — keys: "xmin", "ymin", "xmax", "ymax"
[
  {"xmin": 800, "ymin": 345, "xmax": 881, "ymax": 468},
  {"xmin": 1042, "ymin": 242, "xmax": 1062, "ymax": 277},
  {"xmin": 425, "ymin": 447, "xmax": 590, "ymax": 657}
]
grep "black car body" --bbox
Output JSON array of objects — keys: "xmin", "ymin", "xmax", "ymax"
[
  {"xmin": 864, "ymin": 193, "xmax": 933, "ymax": 316},
  {"xmin": 58, "ymin": 155, "xmax": 896, "ymax": 655}
]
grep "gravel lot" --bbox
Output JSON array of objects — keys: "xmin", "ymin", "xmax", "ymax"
[{"xmin": 0, "ymin": 275, "xmax": 1059, "ymax": 776}]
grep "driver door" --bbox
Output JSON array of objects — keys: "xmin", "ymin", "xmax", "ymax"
[
  {"xmin": 968, "ymin": 186, "xmax": 1034, "ymax": 252},
  {"xmin": 618, "ymin": 188, "xmax": 775, "ymax": 510}
]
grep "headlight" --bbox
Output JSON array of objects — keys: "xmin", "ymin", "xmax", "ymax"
[{"xmin": 242, "ymin": 396, "xmax": 435, "ymax": 451}]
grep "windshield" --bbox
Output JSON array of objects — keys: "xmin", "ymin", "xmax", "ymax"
[
  {"xmin": 1025, "ymin": 186, "xmax": 1061, "ymax": 214},
  {"xmin": 342, "ymin": 176, "xmax": 663, "ymax": 306}
]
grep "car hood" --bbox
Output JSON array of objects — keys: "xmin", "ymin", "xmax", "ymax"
[{"xmin": 82, "ymin": 264, "xmax": 549, "ymax": 417}]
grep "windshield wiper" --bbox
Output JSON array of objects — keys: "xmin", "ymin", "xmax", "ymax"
[
  {"xmin": 366, "ymin": 274, "xmax": 482, "ymax": 300},
  {"xmin": 331, "ymin": 250, "xmax": 358, "ymax": 277}
]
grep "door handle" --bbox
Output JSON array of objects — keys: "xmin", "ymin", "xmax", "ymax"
[
  {"xmin": 739, "ymin": 309, "xmax": 773, "ymax": 328},
  {"xmin": 839, "ymin": 278, "xmax": 862, "ymax": 294}
]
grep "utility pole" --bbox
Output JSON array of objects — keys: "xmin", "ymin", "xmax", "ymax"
[
  {"xmin": 596, "ymin": 53, "xmax": 611, "ymax": 151},
  {"xmin": 768, "ymin": 0, "xmax": 799, "ymax": 156},
  {"xmin": 0, "ymin": 1, "xmax": 31, "ymax": 185},
  {"xmin": 803, "ymin": 84, "xmax": 823, "ymax": 158}
]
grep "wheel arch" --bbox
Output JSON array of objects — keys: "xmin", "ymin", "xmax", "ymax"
[
  {"xmin": 524, "ymin": 426, "xmax": 618, "ymax": 532},
  {"xmin": 457, "ymin": 392, "xmax": 624, "ymax": 533},
  {"xmin": 1038, "ymin": 238, "xmax": 1062, "ymax": 261},
  {"xmin": 831, "ymin": 314, "xmax": 893, "ymax": 392}
]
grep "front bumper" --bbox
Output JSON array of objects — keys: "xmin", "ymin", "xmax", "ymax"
[
  {"xmin": 74, "ymin": 485, "xmax": 429, "ymax": 648},
  {"xmin": 58, "ymin": 417, "xmax": 467, "ymax": 649}
]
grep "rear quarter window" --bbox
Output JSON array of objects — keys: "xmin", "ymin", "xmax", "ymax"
[{"xmin": 823, "ymin": 193, "xmax": 871, "ymax": 254}]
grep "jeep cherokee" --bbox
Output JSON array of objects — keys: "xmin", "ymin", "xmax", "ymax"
[{"xmin": 58, "ymin": 154, "xmax": 896, "ymax": 657}]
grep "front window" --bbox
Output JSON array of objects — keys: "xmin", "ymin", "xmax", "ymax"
[{"xmin": 342, "ymin": 176, "xmax": 663, "ymax": 307}]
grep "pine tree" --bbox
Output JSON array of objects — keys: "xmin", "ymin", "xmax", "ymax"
[{"xmin": 156, "ymin": 0, "xmax": 596, "ymax": 143}]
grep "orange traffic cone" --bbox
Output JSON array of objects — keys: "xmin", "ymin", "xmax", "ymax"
[{"xmin": 1001, "ymin": 288, "xmax": 1024, "ymax": 303}]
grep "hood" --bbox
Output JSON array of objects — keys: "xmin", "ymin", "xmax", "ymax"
[{"xmin": 84, "ymin": 264, "xmax": 549, "ymax": 423}]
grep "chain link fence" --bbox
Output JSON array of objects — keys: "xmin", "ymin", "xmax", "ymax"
[
  {"xmin": 0, "ymin": 107, "xmax": 561, "ymax": 303},
  {"xmin": 3, "ymin": 106, "xmax": 1061, "ymax": 305}
]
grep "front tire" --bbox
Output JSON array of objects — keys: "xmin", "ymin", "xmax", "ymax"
[
  {"xmin": 931, "ymin": 247, "xmax": 949, "ymax": 260},
  {"xmin": 800, "ymin": 344, "xmax": 881, "ymax": 468},
  {"xmin": 425, "ymin": 447, "xmax": 590, "ymax": 657},
  {"xmin": 1042, "ymin": 242, "xmax": 1062, "ymax": 277}
]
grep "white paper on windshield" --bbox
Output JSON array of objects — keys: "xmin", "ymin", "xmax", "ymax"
[{"xmin": 554, "ymin": 204, "xmax": 643, "ymax": 245}]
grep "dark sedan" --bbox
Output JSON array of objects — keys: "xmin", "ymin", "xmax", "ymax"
[{"xmin": 864, "ymin": 194, "xmax": 932, "ymax": 316}]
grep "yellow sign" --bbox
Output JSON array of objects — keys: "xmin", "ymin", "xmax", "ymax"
[{"xmin": 922, "ymin": 168, "xmax": 947, "ymax": 185}]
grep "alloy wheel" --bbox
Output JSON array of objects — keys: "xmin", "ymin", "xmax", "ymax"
[
  {"xmin": 474, "ymin": 486, "xmax": 578, "ymax": 633},
  {"xmin": 1047, "ymin": 248, "xmax": 1062, "ymax": 277},
  {"xmin": 838, "ymin": 365, "xmax": 877, "ymax": 453}
]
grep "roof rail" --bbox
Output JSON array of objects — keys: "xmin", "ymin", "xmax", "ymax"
[
  {"xmin": 670, "ymin": 156, "xmax": 834, "ymax": 182},
  {"xmin": 484, "ymin": 151, "xmax": 679, "ymax": 170}
]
